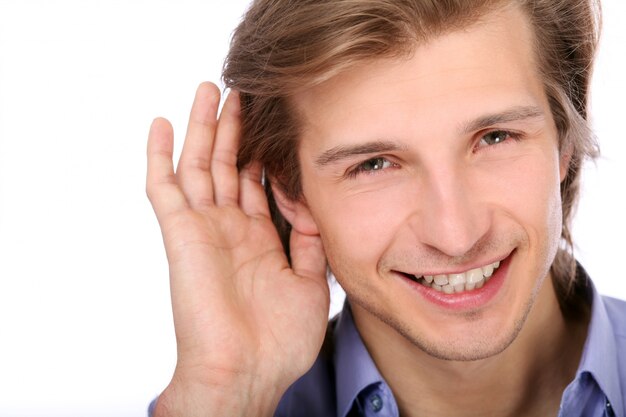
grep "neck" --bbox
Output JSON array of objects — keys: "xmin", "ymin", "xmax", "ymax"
[{"xmin": 351, "ymin": 277, "xmax": 589, "ymax": 417}]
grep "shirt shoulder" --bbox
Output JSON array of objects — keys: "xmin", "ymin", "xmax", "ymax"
[
  {"xmin": 602, "ymin": 295, "xmax": 626, "ymax": 339},
  {"xmin": 597, "ymin": 294, "xmax": 626, "ymax": 417}
]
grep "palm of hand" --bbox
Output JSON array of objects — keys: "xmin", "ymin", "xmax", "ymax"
[
  {"xmin": 147, "ymin": 83, "xmax": 330, "ymax": 411},
  {"xmin": 164, "ymin": 205, "xmax": 329, "ymax": 385}
]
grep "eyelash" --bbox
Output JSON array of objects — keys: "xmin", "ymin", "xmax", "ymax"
[
  {"xmin": 345, "ymin": 130, "xmax": 522, "ymax": 179},
  {"xmin": 475, "ymin": 129, "xmax": 522, "ymax": 150},
  {"xmin": 346, "ymin": 156, "xmax": 397, "ymax": 179}
]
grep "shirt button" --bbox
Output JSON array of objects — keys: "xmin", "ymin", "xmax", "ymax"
[
  {"xmin": 606, "ymin": 400, "xmax": 615, "ymax": 417},
  {"xmin": 370, "ymin": 393, "xmax": 383, "ymax": 412}
]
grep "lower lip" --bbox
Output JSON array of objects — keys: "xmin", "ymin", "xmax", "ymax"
[{"xmin": 398, "ymin": 253, "xmax": 512, "ymax": 311}]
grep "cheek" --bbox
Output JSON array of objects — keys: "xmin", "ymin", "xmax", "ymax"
[
  {"xmin": 312, "ymin": 185, "xmax": 411, "ymax": 268},
  {"xmin": 490, "ymin": 152, "xmax": 563, "ymax": 248}
]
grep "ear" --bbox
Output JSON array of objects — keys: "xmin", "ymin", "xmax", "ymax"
[
  {"xmin": 271, "ymin": 184, "xmax": 320, "ymax": 236},
  {"xmin": 559, "ymin": 145, "xmax": 572, "ymax": 182}
]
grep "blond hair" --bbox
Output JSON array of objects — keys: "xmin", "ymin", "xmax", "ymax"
[{"xmin": 223, "ymin": 0, "xmax": 600, "ymax": 314}]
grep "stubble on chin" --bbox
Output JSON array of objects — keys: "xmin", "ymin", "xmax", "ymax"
[
  {"xmin": 348, "ymin": 260, "xmax": 553, "ymax": 363},
  {"xmin": 391, "ymin": 303, "xmax": 533, "ymax": 362}
]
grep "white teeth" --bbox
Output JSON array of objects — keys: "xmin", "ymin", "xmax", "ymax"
[
  {"xmin": 464, "ymin": 268, "xmax": 483, "ymax": 291},
  {"xmin": 466, "ymin": 268, "xmax": 484, "ymax": 284},
  {"xmin": 411, "ymin": 259, "xmax": 503, "ymax": 294},
  {"xmin": 448, "ymin": 273, "xmax": 466, "ymax": 286},
  {"xmin": 434, "ymin": 275, "xmax": 448, "ymax": 286}
]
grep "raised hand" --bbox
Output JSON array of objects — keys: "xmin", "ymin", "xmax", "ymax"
[{"xmin": 147, "ymin": 83, "xmax": 330, "ymax": 417}]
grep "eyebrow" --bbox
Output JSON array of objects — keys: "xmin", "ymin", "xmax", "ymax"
[
  {"xmin": 313, "ymin": 106, "xmax": 545, "ymax": 168},
  {"xmin": 460, "ymin": 105, "xmax": 545, "ymax": 134},
  {"xmin": 314, "ymin": 141, "xmax": 407, "ymax": 167}
]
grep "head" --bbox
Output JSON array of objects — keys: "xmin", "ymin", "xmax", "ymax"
[{"xmin": 224, "ymin": 0, "xmax": 599, "ymax": 357}]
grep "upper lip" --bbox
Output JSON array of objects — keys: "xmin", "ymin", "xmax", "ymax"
[{"xmin": 396, "ymin": 251, "xmax": 512, "ymax": 277}]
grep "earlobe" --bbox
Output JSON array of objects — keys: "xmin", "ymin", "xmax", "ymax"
[
  {"xmin": 559, "ymin": 148, "xmax": 572, "ymax": 182},
  {"xmin": 271, "ymin": 183, "xmax": 320, "ymax": 236}
]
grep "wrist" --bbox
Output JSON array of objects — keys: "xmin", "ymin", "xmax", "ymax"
[{"xmin": 153, "ymin": 370, "xmax": 284, "ymax": 417}]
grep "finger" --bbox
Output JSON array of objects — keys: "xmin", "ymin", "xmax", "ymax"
[
  {"xmin": 290, "ymin": 229, "xmax": 327, "ymax": 283},
  {"xmin": 211, "ymin": 90, "xmax": 242, "ymax": 206},
  {"xmin": 177, "ymin": 82, "xmax": 221, "ymax": 209},
  {"xmin": 146, "ymin": 117, "xmax": 189, "ymax": 218},
  {"xmin": 239, "ymin": 161, "xmax": 270, "ymax": 217}
]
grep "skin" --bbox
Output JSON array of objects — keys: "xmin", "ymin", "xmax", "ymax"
[
  {"xmin": 294, "ymin": 4, "xmax": 561, "ymax": 365},
  {"xmin": 289, "ymin": 6, "xmax": 586, "ymax": 416},
  {"xmin": 147, "ymin": 5, "xmax": 587, "ymax": 417},
  {"xmin": 147, "ymin": 87, "xmax": 329, "ymax": 417}
]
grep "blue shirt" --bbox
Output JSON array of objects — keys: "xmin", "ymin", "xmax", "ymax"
[
  {"xmin": 276, "ymin": 277, "xmax": 626, "ymax": 417},
  {"xmin": 149, "ymin": 271, "xmax": 626, "ymax": 417}
]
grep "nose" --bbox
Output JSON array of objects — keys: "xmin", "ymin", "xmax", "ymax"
[{"xmin": 410, "ymin": 165, "xmax": 491, "ymax": 258}]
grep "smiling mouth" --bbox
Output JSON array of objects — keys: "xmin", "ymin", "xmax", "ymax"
[{"xmin": 401, "ymin": 260, "xmax": 502, "ymax": 294}]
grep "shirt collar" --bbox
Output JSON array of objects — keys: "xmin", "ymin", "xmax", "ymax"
[
  {"xmin": 333, "ymin": 304, "xmax": 385, "ymax": 417},
  {"xmin": 331, "ymin": 268, "xmax": 624, "ymax": 417},
  {"xmin": 576, "ymin": 275, "xmax": 624, "ymax": 416}
]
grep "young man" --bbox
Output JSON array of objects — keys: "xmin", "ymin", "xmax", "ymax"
[{"xmin": 146, "ymin": 0, "xmax": 626, "ymax": 416}]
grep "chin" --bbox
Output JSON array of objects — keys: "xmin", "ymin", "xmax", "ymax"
[
  {"xmin": 406, "ymin": 278, "xmax": 544, "ymax": 362},
  {"xmin": 400, "ymin": 312, "xmax": 530, "ymax": 362}
]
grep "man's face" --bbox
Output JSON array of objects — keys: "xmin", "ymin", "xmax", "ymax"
[{"xmin": 293, "ymin": 6, "xmax": 567, "ymax": 360}]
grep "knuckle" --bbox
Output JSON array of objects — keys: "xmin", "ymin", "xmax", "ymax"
[
  {"xmin": 181, "ymin": 156, "xmax": 211, "ymax": 172},
  {"xmin": 211, "ymin": 149, "xmax": 238, "ymax": 167},
  {"xmin": 145, "ymin": 183, "xmax": 159, "ymax": 201}
]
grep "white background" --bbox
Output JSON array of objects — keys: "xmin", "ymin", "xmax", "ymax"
[{"xmin": 0, "ymin": 1, "xmax": 624, "ymax": 416}]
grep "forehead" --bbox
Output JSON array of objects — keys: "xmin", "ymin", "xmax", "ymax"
[{"xmin": 292, "ymin": 5, "xmax": 546, "ymax": 147}]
